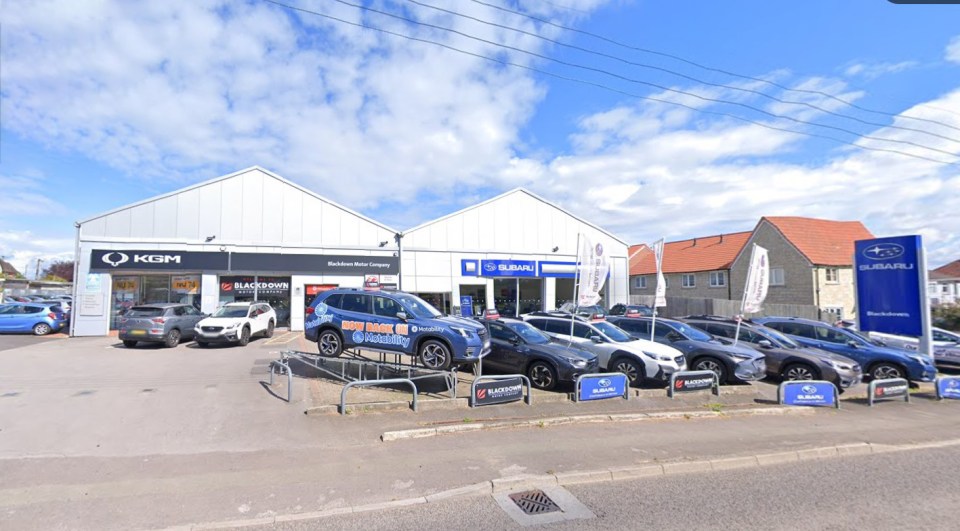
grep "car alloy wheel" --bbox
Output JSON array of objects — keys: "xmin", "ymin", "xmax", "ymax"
[
  {"xmin": 419, "ymin": 340, "xmax": 451, "ymax": 371},
  {"xmin": 164, "ymin": 329, "xmax": 181, "ymax": 348},
  {"xmin": 528, "ymin": 361, "xmax": 557, "ymax": 391},
  {"xmin": 123, "ymin": 340, "xmax": 138, "ymax": 348},
  {"xmin": 265, "ymin": 321, "xmax": 275, "ymax": 338},
  {"xmin": 318, "ymin": 330, "xmax": 342, "ymax": 357},
  {"xmin": 872, "ymin": 363, "xmax": 904, "ymax": 380},
  {"xmin": 613, "ymin": 358, "xmax": 642, "ymax": 386},
  {"xmin": 694, "ymin": 358, "xmax": 727, "ymax": 384},
  {"xmin": 238, "ymin": 326, "xmax": 251, "ymax": 346},
  {"xmin": 783, "ymin": 363, "xmax": 817, "ymax": 381},
  {"xmin": 32, "ymin": 323, "xmax": 51, "ymax": 336}
]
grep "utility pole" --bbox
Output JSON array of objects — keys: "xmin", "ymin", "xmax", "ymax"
[{"xmin": 35, "ymin": 258, "xmax": 44, "ymax": 280}]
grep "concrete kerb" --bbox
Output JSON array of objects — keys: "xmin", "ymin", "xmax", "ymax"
[
  {"xmin": 380, "ymin": 406, "xmax": 816, "ymax": 442},
  {"xmin": 169, "ymin": 437, "xmax": 960, "ymax": 531}
]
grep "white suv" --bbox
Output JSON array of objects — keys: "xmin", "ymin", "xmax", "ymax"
[
  {"xmin": 194, "ymin": 302, "xmax": 276, "ymax": 347},
  {"xmin": 524, "ymin": 314, "xmax": 686, "ymax": 386}
]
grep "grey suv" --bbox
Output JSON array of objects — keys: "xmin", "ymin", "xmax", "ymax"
[
  {"xmin": 682, "ymin": 316, "xmax": 862, "ymax": 390},
  {"xmin": 119, "ymin": 303, "xmax": 205, "ymax": 348}
]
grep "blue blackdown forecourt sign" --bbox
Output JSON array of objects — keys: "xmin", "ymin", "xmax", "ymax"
[
  {"xmin": 577, "ymin": 373, "xmax": 628, "ymax": 402},
  {"xmin": 855, "ymin": 235, "xmax": 924, "ymax": 336},
  {"xmin": 779, "ymin": 381, "xmax": 838, "ymax": 408}
]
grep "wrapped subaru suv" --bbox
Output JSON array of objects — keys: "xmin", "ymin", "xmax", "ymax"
[{"xmin": 304, "ymin": 289, "xmax": 490, "ymax": 370}]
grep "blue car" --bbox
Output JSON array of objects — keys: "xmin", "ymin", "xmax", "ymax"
[
  {"xmin": 304, "ymin": 288, "xmax": 491, "ymax": 370},
  {"xmin": 755, "ymin": 316, "xmax": 936, "ymax": 382},
  {"xmin": 0, "ymin": 302, "xmax": 69, "ymax": 335}
]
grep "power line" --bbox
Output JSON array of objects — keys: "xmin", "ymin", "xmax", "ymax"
[
  {"xmin": 469, "ymin": 0, "xmax": 960, "ymax": 135},
  {"xmin": 323, "ymin": 0, "xmax": 958, "ymax": 159},
  {"xmin": 261, "ymin": 0, "xmax": 955, "ymax": 165},
  {"xmin": 407, "ymin": 0, "xmax": 960, "ymax": 147}
]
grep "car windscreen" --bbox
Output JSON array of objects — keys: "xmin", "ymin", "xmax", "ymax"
[
  {"xmin": 668, "ymin": 321, "xmax": 712, "ymax": 341},
  {"xmin": 505, "ymin": 321, "xmax": 550, "ymax": 344},
  {"xmin": 394, "ymin": 294, "xmax": 442, "ymax": 319},
  {"xmin": 846, "ymin": 329, "xmax": 881, "ymax": 346},
  {"xmin": 757, "ymin": 326, "xmax": 800, "ymax": 348},
  {"xmin": 126, "ymin": 307, "xmax": 164, "ymax": 318},
  {"xmin": 591, "ymin": 321, "xmax": 633, "ymax": 342},
  {"xmin": 212, "ymin": 306, "xmax": 249, "ymax": 318}
]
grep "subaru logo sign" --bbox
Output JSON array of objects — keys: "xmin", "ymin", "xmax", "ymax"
[
  {"xmin": 483, "ymin": 262, "xmax": 497, "ymax": 272},
  {"xmin": 863, "ymin": 243, "xmax": 904, "ymax": 260},
  {"xmin": 102, "ymin": 252, "xmax": 130, "ymax": 267},
  {"xmin": 598, "ymin": 378, "xmax": 611, "ymax": 387},
  {"xmin": 801, "ymin": 385, "xmax": 818, "ymax": 394},
  {"xmin": 595, "ymin": 243, "xmax": 603, "ymax": 256}
]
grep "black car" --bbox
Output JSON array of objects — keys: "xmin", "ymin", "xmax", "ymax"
[
  {"xmin": 479, "ymin": 318, "xmax": 599, "ymax": 390},
  {"xmin": 607, "ymin": 316, "xmax": 766, "ymax": 384},
  {"xmin": 681, "ymin": 316, "xmax": 863, "ymax": 390},
  {"xmin": 609, "ymin": 304, "xmax": 654, "ymax": 317}
]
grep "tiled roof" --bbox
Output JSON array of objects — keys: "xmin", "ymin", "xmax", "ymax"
[
  {"xmin": 1, "ymin": 259, "xmax": 21, "ymax": 278},
  {"xmin": 629, "ymin": 232, "xmax": 752, "ymax": 275},
  {"xmin": 763, "ymin": 217, "xmax": 874, "ymax": 266},
  {"xmin": 934, "ymin": 259, "xmax": 960, "ymax": 279}
]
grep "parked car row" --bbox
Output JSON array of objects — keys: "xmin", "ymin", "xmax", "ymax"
[
  {"xmin": 118, "ymin": 302, "xmax": 277, "ymax": 348},
  {"xmin": 0, "ymin": 302, "xmax": 69, "ymax": 335}
]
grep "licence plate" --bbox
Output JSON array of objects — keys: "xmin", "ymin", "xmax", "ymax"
[{"xmin": 129, "ymin": 330, "xmax": 146, "ymax": 336}]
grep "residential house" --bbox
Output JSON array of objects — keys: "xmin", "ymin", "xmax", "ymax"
[
  {"xmin": 929, "ymin": 260, "xmax": 960, "ymax": 305},
  {"xmin": 631, "ymin": 217, "xmax": 874, "ymax": 320},
  {"xmin": 629, "ymin": 232, "xmax": 752, "ymax": 300}
]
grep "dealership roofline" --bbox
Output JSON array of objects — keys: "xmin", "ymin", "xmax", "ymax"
[
  {"xmin": 402, "ymin": 187, "xmax": 629, "ymax": 246},
  {"xmin": 75, "ymin": 166, "xmax": 399, "ymax": 234}
]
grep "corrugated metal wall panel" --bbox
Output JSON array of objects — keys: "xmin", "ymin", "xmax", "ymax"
[
  {"xmin": 176, "ymin": 188, "xmax": 200, "ymax": 240},
  {"xmin": 241, "ymin": 171, "xmax": 264, "ymax": 242},
  {"xmin": 152, "ymin": 195, "xmax": 178, "ymax": 239}
]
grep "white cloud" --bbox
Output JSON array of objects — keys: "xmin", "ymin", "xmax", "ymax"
[
  {"xmin": 0, "ymin": 174, "xmax": 67, "ymax": 216},
  {"xmin": 843, "ymin": 60, "xmax": 919, "ymax": 80},
  {"xmin": 0, "ymin": 230, "xmax": 74, "ymax": 279},
  {"xmin": 946, "ymin": 35, "xmax": 960, "ymax": 64}
]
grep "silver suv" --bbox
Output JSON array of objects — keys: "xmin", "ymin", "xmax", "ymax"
[{"xmin": 119, "ymin": 303, "xmax": 205, "ymax": 348}]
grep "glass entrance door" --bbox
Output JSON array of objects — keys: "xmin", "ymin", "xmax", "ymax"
[{"xmin": 494, "ymin": 279, "xmax": 543, "ymax": 317}]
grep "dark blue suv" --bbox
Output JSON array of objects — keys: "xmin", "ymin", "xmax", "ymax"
[
  {"xmin": 755, "ymin": 317, "xmax": 936, "ymax": 382},
  {"xmin": 304, "ymin": 289, "xmax": 490, "ymax": 370}
]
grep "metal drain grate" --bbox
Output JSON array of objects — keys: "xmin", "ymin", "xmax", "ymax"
[{"xmin": 508, "ymin": 490, "xmax": 562, "ymax": 515}]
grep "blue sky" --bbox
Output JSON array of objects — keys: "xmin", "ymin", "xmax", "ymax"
[{"xmin": 1, "ymin": 0, "xmax": 959, "ymax": 277}]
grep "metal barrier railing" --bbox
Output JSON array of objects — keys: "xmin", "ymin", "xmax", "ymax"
[
  {"xmin": 868, "ymin": 377, "xmax": 911, "ymax": 406},
  {"xmin": 340, "ymin": 378, "xmax": 418, "ymax": 415},
  {"xmin": 279, "ymin": 349, "xmax": 458, "ymax": 399},
  {"xmin": 574, "ymin": 372, "xmax": 629, "ymax": 402},
  {"xmin": 268, "ymin": 359, "xmax": 293, "ymax": 402},
  {"xmin": 470, "ymin": 374, "xmax": 532, "ymax": 407},
  {"xmin": 777, "ymin": 380, "xmax": 840, "ymax": 409}
]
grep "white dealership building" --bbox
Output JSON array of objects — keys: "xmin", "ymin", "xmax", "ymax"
[{"xmin": 72, "ymin": 167, "xmax": 629, "ymax": 336}]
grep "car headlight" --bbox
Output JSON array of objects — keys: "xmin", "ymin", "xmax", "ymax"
[
  {"xmin": 564, "ymin": 357, "xmax": 588, "ymax": 368},
  {"xmin": 225, "ymin": 322, "xmax": 239, "ymax": 329},
  {"xmin": 823, "ymin": 359, "xmax": 853, "ymax": 371},
  {"xmin": 728, "ymin": 353, "xmax": 754, "ymax": 362},
  {"xmin": 450, "ymin": 326, "xmax": 473, "ymax": 339},
  {"xmin": 908, "ymin": 354, "xmax": 932, "ymax": 365},
  {"xmin": 641, "ymin": 351, "xmax": 673, "ymax": 362}
]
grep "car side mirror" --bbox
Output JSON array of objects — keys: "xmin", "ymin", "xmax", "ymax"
[
  {"xmin": 666, "ymin": 332, "xmax": 682, "ymax": 342},
  {"xmin": 847, "ymin": 340, "xmax": 859, "ymax": 348},
  {"xmin": 590, "ymin": 335, "xmax": 603, "ymax": 343},
  {"xmin": 758, "ymin": 339, "xmax": 773, "ymax": 348},
  {"xmin": 396, "ymin": 312, "xmax": 408, "ymax": 321},
  {"xmin": 509, "ymin": 336, "xmax": 522, "ymax": 345}
]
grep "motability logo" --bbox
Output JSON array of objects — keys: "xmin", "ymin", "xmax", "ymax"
[
  {"xmin": 352, "ymin": 331, "xmax": 365, "ymax": 343},
  {"xmin": 863, "ymin": 243, "xmax": 905, "ymax": 260}
]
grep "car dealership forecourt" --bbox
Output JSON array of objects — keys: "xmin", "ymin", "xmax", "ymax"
[{"xmin": 71, "ymin": 166, "xmax": 629, "ymax": 337}]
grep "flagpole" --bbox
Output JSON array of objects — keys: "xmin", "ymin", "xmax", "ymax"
[
  {"xmin": 570, "ymin": 233, "xmax": 581, "ymax": 340},
  {"xmin": 734, "ymin": 243, "xmax": 757, "ymax": 347},
  {"xmin": 651, "ymin": 239, "xmax": 662, "ymax": 342}
]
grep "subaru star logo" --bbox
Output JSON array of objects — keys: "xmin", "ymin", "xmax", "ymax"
[
  {"xmin": 483, "ymin": 262, "xmax": 497, "ymax": 272},
  {"xmin": 801, "ymin": 385, "xmax": 818, "ymax": 394},
  {"xmin": 950, "ymin": 380, "xmax": 959, "ymax": 388},
  {"xmin": 598, "ymin": 378, "xmax": 612, "ymax": 387},
  {"xmin": 102, "ymin": 252, "xmax": 129, "ymax": 267},
  {"xmin": 863, "ymin": 243, "xmax": 904, "ymax": 260},
  {"xmin": 595, "ymin": 243, "xmax": 603, "ymax": 256}
]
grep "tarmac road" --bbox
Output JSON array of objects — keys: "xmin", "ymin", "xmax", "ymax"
[
  {"xmin": 257, "ymin": 445, "xmax": 960, "ymax": 530},
  {"xmin": 2, "ymin": 336, "xmax": 960, "ymax": 530}
]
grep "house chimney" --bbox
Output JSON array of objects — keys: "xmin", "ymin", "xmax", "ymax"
[
  {"xmin": 720, "ymin": 234, "xmax": 724, "ymax": 244},
  {"xmin": 692, "ymin": 238, "xmax": 696, "ymax": 247}
]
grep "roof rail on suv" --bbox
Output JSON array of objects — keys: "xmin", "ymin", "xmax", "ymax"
[
  {"xmin": 682, "ymin": 314, "xmax": 755, "ymax": 324},
  {"xmin": 527, "ymin": 311, "xmax": 590, "ymax": 322}
]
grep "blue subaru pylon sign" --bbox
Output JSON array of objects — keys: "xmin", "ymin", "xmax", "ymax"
[
  {"xmin": 936, "ymin": 376, "xmax": 960, "ymax": 400},
  {"xmin": 778, "ymin": 380, "xmax": 839, "ymax": 408},
  {"xmin": 576, "ymin": 373, "xmax": 628, "ymax": 402},
  {"xmin": 855, "ymin": 235, "xmax": 924, "ymax": 336},
  {"xmin": 459, "ymin": 295, "xmax": 473, "ymax": 317}
]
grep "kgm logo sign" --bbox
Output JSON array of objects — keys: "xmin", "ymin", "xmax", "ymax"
[
  {"xmin": 101, "ymin": 252, "xmax": 181, "ymax": 268},
  {"xmin": 862, "ymin": 243, "xmax": 904, "ymax": 260}
]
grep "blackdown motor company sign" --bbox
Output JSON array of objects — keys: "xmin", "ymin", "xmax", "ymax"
[{"xmin": 90, "ymin": 250, "xmax": 399, "ymax": 274}]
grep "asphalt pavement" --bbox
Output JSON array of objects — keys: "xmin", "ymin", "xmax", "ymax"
[{"xmin": 2, "ymin": 335, "xmax": 960, "ymax": 530}]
